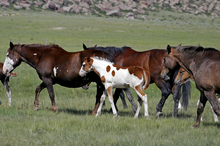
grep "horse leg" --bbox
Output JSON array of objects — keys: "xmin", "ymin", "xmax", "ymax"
[
  {"xmin": 106, "ymin": 86, "xmax": 117, "ymax": 117},
  {"xmin": 134, "ymin": 86, "xmax": 149, "ymax": 118},
  {"xmin": 119, "ymin": 89, "xmax": 128, "ymax": 109},
  {"xmin": 42, "ymin": 77, "xmax": 57, "ymax": 112},
  {"xmin": 172, "ymin": 84, "xmax": 181, "ymax": 117},
  {"xmin": 134, "ymin": 96, "xmax": 142, "ymax": 118},
  {"xmin": 34, "ymin": 82, "xmax": 46, "ymax": 111},
  {"xmin": 204, "ymin": 91, "xmax": 220, "ymax": 119},
  {"xmin": 192, "ymin": 92, "xmax": 207, "ymax": 128},
  {"xmin": 123, "ymin": 88, "xmax": 137, "ymax": 113},
  {"xmin": 210, "ymin": 104, "xmax": 219, "ymax": 122},
  {"xmin": 2, "ymin": 77, "xmax": 12, "ymax": 106},
  {"xmin": 155, "ymin": 80, "xmax": 172, "ymax": 117},
  {"xmin": 96, "ymin": 93, "xmax": 106, "ymax": 117},
  {"xmin": 92, "ymin": 83, "xmax": 105, "ymax": 115}
]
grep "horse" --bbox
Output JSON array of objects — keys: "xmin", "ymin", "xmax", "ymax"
[
  {"xmin": 83, "ymin": 44, "xmax": 191, "ymax": 117},
  {"xmin": 79, "ymin": 56, "xmax": 150, "ymax": 118},
  {"xmin": 175, "ymin": 67, "xmax": 219, "ymax": 122},
  {"xmin": 2, "ymin": 42, "xmax": 114, "ymax": 113},
  {"xmin": 0, "ymin": 62, "xmax": 17, "ymax": 106},
  {"xmin": 161, "ymin": 45, "xmax": 220, "ymax": 127}
]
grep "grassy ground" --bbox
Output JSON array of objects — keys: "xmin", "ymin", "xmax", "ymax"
[{"xmin": 0, "ymin": 8, "xmax": 220, "ymax": 145}]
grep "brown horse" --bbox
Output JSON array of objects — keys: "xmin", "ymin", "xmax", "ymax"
[
  {"xmin": 162, "ymin": 45, "xmax": 220, "ymax": 127},
  {"xmin": 3, "ymin": 42, "xmax": 114, "ymax": 113},
  {"xmin": 0, "ymin": 62, "xmax": 17, "ymax": 106},
  {"xmin": 83, "ymin": 44, "xmax": 191, "ymax": 117}
]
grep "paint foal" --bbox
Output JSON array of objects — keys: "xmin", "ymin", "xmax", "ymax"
[{"xmin": 79, "ymin": 56, "xmax": 150, "ymax": 118}]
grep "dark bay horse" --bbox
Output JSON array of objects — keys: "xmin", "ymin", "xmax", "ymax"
[
  {"xmin": 161, "ymin": 45, "xmax": 220, "ymax": 127},
  {"xmin": 3, "ymin": 42, "xmax": 114, "ymax": 113},
  {"xmin": 0, "ymin": 62, "xmax": 17, "ymax": 106},
  {"xmin": 83, "ymin": 44, "xmax": 191, "ymax": 117}
]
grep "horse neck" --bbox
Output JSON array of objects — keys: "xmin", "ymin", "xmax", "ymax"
[
  {"xmin": 18, "ymin": 46, "xmax": 42, "ymax": 68},
  {"xmin": 175, "ymin": 52, "xmax": 197, "ymax": 78},
  {"xmin": 91, "ymin": 58, "xmax": 112, "ymax": 74}
]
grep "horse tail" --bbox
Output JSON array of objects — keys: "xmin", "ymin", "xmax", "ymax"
[
  {"xmin": 11, "ymin": 72, "xmax": 17, "ymax": 77},
  {"xmin": 142, "ymin": 69, "xmax": 150, "ymax": 90},
  {"xmin": 180, "ymin": 80, "xmax": 191, "ymax": 110}
]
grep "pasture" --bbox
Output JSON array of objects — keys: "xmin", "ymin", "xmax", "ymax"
[{"xmin": 0, "ymin": 8, "xmax": 220, "ymax": 145}]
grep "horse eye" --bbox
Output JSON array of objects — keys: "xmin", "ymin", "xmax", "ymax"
[{"xmin": 163, "ymin": 58, "xmax": 166, "ymax": 62}]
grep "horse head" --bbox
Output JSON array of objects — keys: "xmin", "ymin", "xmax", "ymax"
[
  {"xmin": 79, "ymin": 56, "xmax": 94, "ymax": 77},
  {"xmin": 174, "ymin": 67, "xmax": 193, "ymax": 85},
  {"xmin": 3, "ymin": 42, "xmax": 22, "ymax": 76},
  {"xmin": 160, "ymin": 45, "xmax": 180, "ymax": 81}
]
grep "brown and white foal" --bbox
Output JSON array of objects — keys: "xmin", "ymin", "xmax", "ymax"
[{"xmin": 79, "ymin": 56, "xmax": 150, "ymax": 118}]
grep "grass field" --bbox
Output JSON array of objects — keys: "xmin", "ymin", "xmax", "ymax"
[{"xmin": 0, "ymin": 8, "xmax": 220, "ymax": 145}]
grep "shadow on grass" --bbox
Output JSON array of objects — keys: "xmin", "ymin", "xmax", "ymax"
[{"xmin": 202, "ymin": 122, "xmax": 220, "ymax": 128}]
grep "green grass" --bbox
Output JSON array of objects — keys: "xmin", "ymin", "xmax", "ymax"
[{"xmin": 0, "ymin": 8, "xmax": 220, "ymax": 145}]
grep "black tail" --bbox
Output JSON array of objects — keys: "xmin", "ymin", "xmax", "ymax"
[{"xmin": 180, "ymin": 80, "xmax": 191, "ymax": 110}]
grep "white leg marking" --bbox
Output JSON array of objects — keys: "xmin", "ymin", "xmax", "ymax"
[{"xmin": 96, "ymin": 93, "xmax": 106, "ymax": 117}]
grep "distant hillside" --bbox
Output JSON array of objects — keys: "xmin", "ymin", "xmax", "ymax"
[{"xmin": 1, "ymin": 0, "xmax": 220, "ymax": 19}]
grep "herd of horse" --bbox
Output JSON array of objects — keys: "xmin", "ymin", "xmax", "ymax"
[{"xmin": 1, "ymin": 42, "xmax": 220, "ymax": 128}]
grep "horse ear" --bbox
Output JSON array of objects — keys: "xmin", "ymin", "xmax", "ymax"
[
  {"xmin": 178, "ymin": 43, "xmax": 182, "ymax": 46},
  {"xmin": 10, "ymin": 42, "xmax": 14, "ymax": 50},
  {"xmin": 94, "ymin": 44, "xmax": 97, "ymax": 48},
  {"xmin": 83, "ymin": 44, "xmax": 87, "ymax": 50},
  {"xmin": 167, "ymin": 45, "xmax": 171, "ymax": 54}
]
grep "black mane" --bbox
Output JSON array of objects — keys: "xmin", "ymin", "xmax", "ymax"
[
  {"xmin": 86, "ymin": 46, "xmax": 131, "ymax": 55},
  {"xmin": 177, "ymin": 46, "xmax": 219, "ymax": 54}
]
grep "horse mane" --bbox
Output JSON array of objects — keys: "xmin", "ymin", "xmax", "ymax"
[
  {"xmin": 176, "ymin": 46, "xmax": 219, "ymax": 54},
  {"xmin": 91, "ymin": 56, "xmax": 114, "ymax": 64},
  {"xmin": 20, "ymin": 44, "xmax": 63, "ymax": 49},
  {"xmin": 88, "ymin": 46, "xmax": 131, "ymax": 55}
]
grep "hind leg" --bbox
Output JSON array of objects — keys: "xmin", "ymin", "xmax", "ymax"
[
  {"xmin": 123, "ymin": 88, "xmax": 137, "ymax": 113},
  {"xmin": 96, "ymin": 93, "xmax": 106, "ymax": 117},
  {"xmin": 134, "ymin": 86, "xmax": 149, "ymax": 118},
  {"xmin": 34, "ymin": 82, "xmax": 46, "ymax": 110}
]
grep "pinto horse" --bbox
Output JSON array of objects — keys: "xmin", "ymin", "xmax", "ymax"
[
  {"xmin": 0, "ymin": 62, "xmax": 17, "ymax": 106},
  {"xmin": 162, "ymin": 45, "xmax": 220, "ymax": 127},
  {"xmin": 3, "ymin": 42, "xmax": 114, "ymax": 113},
  {"xmin": 174, "ymin": 67, "xmax": 219, "ymax": 122},
  {"xmin": 83, "ymin": 44, "xmax": 191, "ymax": 117},
  {"xmin": 79, "ymin": 56, "xmax": 150, "ymax": 118}
]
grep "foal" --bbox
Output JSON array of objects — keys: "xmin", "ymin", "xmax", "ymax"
[
  {"xmin": 79, "ymin": 56, "xmax": 150, "ymax": 118},
  {"xmin": 175, "ymin": 67, "xmax": 219, "ymax": 122}
]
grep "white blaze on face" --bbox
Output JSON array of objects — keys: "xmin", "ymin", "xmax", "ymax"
[
  {"xmin": 33, "ymin": 53, "xmax": 37, "ymax": 56},
  {"xmin": 79, "ymin": 62, "xmax": 86, "ymax": 77},
  {"xmin": 3, "ymin": 52, "xmax": 15, "ymax": 75}
]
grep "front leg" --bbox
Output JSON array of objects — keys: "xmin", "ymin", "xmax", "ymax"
[
  {"xmin": 34, "ymin": 82, "xmax": 46, "ymax": 111},
  {"xmin": 106, "ymin": 86, "xmax": 117, "ymax": 117},
  {"xmin": 2, "ymin": 77, "xmax": 12, "ymax": 106},
  {"xmin": 192, "ymin": 92, "xmax": 207, "ymax": 128}
]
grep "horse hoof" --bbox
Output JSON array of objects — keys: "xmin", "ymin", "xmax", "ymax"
[
  {"xmin": 34, "ymin": 107, "xmax": 39, "ymax": 111},
  {"xmin": 113, "ymin": 114, "xmax": 118, "ymax": 118},
  {"xmin": 156, "ymin": 111, "xmax": 163, "ymax": 117},
  {"xmin": 82, "ymin": 85, "xmax": 89, "ymax": 90},
  {"xmin": 145, "ymin": 116, "xmax": 149, "ymax": 119}
]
